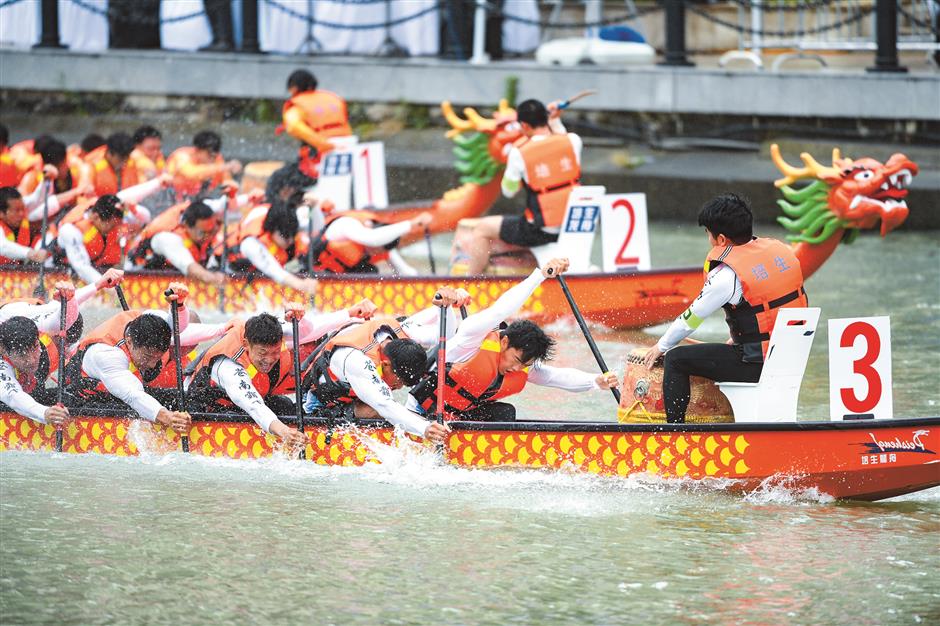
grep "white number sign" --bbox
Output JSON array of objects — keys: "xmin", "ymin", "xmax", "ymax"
[
  {"xmin": 600, "ymin": 193, "xmax": 651, "ymax": 272},
  {"xmin": 828, "ymin": 316, "xmax": 893, "ymax": 420},
  {"xmin": 352, "ymin": 141, "xmax": 389, "ymax": 210}
]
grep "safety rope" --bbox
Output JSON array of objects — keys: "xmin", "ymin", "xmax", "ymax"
[
  {"xmin": 67, "ymin": 0, "xmax": 206, "ymax": 25},
  {"xmin": 262, "ymin": 0, "xmax": 443, "ymax": 30},
  {"xmin": 726, "ymin": 0, "xmax": 847, "ymax": 11},
  {"xmin": 0, "ymin": 0, "xmax": 27, "ymax": 9},
  {"xmin": 483, "ymin": 0, "xmax": 662, "ymax": 27},
  {"xmin": 898, "ymin": 4, "xmax": 939, "ymax": 33},
  {"xmin": 686, "ymin": 2, "xmax": 874, "ymax": 37}
]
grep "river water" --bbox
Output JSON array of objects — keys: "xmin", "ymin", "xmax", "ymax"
[{"xmin": 2, "ymin": 223, "xmax": 938, "ymax": 625}]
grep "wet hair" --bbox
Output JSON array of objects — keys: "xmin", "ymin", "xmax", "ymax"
[
  {"xmin": 0, "ymin": 123, "xmax": 7, "ymax": 147},
  {"xmin": 193, "ymin": 130, "xmax": 222, "ymax": 154},
  {"xmin": 384, "ymin": 338, "xmax": 427, "ymax": 386},
  {"xmin": 517, "ymin": 99, "xmax": 549, "ymax": 128},
  {"xmin": 80, "ymin": 133, "xmax": 106, "ymax": 154},
  {"xmin": 0, "ymin": 187, "xmax": 22, "ymax": 213},
  {"xmin": 287, "ymin": 69, "xmax": 317, "ymax": 93},
  {"xmin": 502, "ymin": 320, "xmax": 555, "ymax": 363},
  {"xmin": 262, "ymin": 205, "xmax": 299, "ymax": 240},
  {"xmin": 66, "ymin": 314, "xmax": 84, "ymax": 345},
  {"xmin": 32, "ymin": 135, "xmax": 55, "ymax": 157},
  {"xmin": 125, "ymin": 314, "xmax": 171, "ymax": 352},
  {"xmin": 132, "ymin": 125, "xmax": 161, "ymax": 145},
  {"xmin": 39, "ymin": 138, "xmax": 67, "ymax": 167},
  {"xmin": 106, "ymin": 132, "xmax": 135, "ymax": 160},
  {"xmin": 697, "ymin": 192, "xmax": 753, "ymax": 245},
  {"xmin": 0, "ymin": 316, "xmax": 39, "ymax": 355},
  {"xmin": 265, "ymin": 163, "xmax": 314, "ymax": 204},
  {"xmin": 90, "ymin": 195, "xmax": 124, "ymax": 222},
  {"xmin": 181, "ymin": 201, "xmax": 215, "ymax": 227},
  {"xmin": 245, "ymin": 313, "xmax": 282, "ymax": 346}
]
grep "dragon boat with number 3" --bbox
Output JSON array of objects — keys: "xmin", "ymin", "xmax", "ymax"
[
  {"xmin": 0, "ymin": 143, "xmax": 920, "ymax": 328},
  {"xmin": 1, "ymin": 411, "xmax": 938, "ymax": 502}
]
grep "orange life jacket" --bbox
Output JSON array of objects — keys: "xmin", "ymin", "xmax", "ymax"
[
  {"xmin": 283, "ymin": 90, "xmax": 352, "ymax": 178},
  {"xmin": 129, "ymin": 203, "xmax": 212, "ymax": 270},
  {"xmin": 216, "ymin": 205, "xmax": 303, "ymax": 271},
  {"xmin": 303, "ymin": 317, "xmax": 410, "ymax": 407},
  {"xmin": 0, "ymin": 217, "xmax": 34, "ymax": 264},
  {"xmin": 57, "ymin": 216, "xmax": 123, "ymax": 268},
  {"xmin": 166, "ymin": 147, "xmax": 226, "ymax": 200},
  {"xmin": 130, "ymin": 147, "xmax": 165, "ymax": 179},
  {"xmin": 9, "ymin": 140, "xmax": 41, "ymax": 178},
  {"xmin": 309, "ymin": 211, "xmax": 392, "ymax": 274},
  {"xmin": 0, "ymin": 149, "xmax": 24, "ymax": 187},
  {"xmin": 705, "ymin": 237, "xmax": 808, "ymax": 363},
  {"xmin": 186, "ymin": 319, "xmax": 295, "ymax": 407},
  {"xmin": 66, "ymin": 310, "xmax": 170, "ymax": 397},
  {"xmin": 411, "ymin": 330, "xmax": 528, "ymax": 419},
  {"xmin": 516, "ymin": 135, "xmax": 581, "ymax": 229},
  {"xmin": 85, "ymin": 145, "xmax": 139, "ymax": 197}
]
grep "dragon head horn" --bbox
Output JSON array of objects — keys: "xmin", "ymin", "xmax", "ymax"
[
  {"xmin": 771, "ymin": 143, "xmax": 842, "ymax": 188},
  {"xmin": 441, "ymin": 101, "xmax": 474, "ymax": 138}
]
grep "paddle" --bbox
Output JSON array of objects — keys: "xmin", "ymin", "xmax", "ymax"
[
  {"xmin": 425, "ymin": 227, "xmax": 436, "ymax": 275},
  {"xmin": 114, "ymin": 284, "xmax": 130, "ymax": 311},
  {"xmin": 306, "ymin": 202, "xmax": 315, "ymax": 275},
  {"xmin": 558, "ymin": 89, "xmax": 598, "ymax": 110},
  {"xmin": 165, "ymin": 288, "xmax": 190, "ymax": 453},
  {"xmin": 32, "ymin": 180, "xmax": 52, "ymax": 299},
  {"xmin": 218, "ymin": 188, "xmax": 234, "ymax": 312},
  {"xmin": 434, "ymin": 295, "xmax": 447, "ymax": 427},
  {"xmin": 551, "ymin": 270, "xmax": 621, "ymax": 403},
  {"xmin": 54, "ymin": 289, "xmax": 67, "ymax": 452},
  {"xmin": 289, "ymin": 308, "xmax": 307, "ymax": 460}
]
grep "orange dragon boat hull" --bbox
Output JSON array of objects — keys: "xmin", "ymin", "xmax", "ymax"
[
  {"xmin": 0, "ymin": 266, "xmax": 701, "ymax": 329},
  {"xmin": 1, "ymin": 412, "xmax": 937, "ymax": 502}
]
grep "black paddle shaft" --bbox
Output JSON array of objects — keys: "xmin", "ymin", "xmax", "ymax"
[
  {"xmin": 425, "ymin": 228, "xmax": 437, "ymax": 275},
  {"xmin": 32, "ymin": 181, "xmax": 52, "ymax": 299},
  {"xmin": 555, "ymin": 273, "xmax": 621, "ymax": 404},
  {"xmin": 115, "ymin": 284, "xmax": 130, "ymax": 311},
  {"xmin": 435, "ymin": 298, "xmax": 447, "ymax": 425},
  {"xmin": 290, "ymin": 317, "xmax": 307, "ymax": 460},
  {"xmin": 165, "ymin": 290, "xmax": 190, "ymax": 453},
  {"xmin": 54, "ymin": 293, "xmax": 66, "ymax": 452}
]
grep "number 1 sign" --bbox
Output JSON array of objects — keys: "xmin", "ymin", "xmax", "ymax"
[
  {"xmin": 828, "ymin": 316, "xmax": 893, "ymax": 421},
  {"xmin": 600, "ymin": 193, "xmax": 651, "ymax": 272},
  {"xmin": 352, "ymin": 142, "xmax": 389, "ymax": 210}
]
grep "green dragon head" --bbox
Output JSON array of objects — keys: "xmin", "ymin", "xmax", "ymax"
[{"xmin": 441, "ymin": 100, "xmax": 520, "ymax": 188}]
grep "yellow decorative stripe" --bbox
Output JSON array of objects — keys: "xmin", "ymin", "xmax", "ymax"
[
  {"xmin": 94, "ymin": 159, "xmax": 108, "ymax": 172},
  {"xmin": 246, "ymin": 363, "xmax": 257, "ymax": 378},
  {"xmin": 480, "ymin": 339, "xmax": 501, "ymax": 352},
  {"xmin": 83, "ymin": 226, "xmax": 99, "ymax": 244}
]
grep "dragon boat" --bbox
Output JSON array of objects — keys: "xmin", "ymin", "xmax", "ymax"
[
  {"xmin": 1, "ymin": 410, "xmax": 937, "ymax": 502},
  {"xmin": 0, "ymin": 144, "xmax": 918, "ymax": 329}
]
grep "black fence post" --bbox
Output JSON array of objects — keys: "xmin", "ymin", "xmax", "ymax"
[
  {"xmin": 34, "ymin": 0, "xmax": 65, "ymax": 49},
  {"xmin": 867, "ymin": 0, "xmax": 907, "ymax": 72},
  {"xmin": 659, "ymin": 0, "xmax": 693, "ymax": 67},
  {"xmin": 242, "ymin": 0, "xmax": 261, "ymax": 53}
]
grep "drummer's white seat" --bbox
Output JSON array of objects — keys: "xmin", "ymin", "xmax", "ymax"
[{"xmin": 718, "ymin": 307, "xmax": 820, "ymax": 423}]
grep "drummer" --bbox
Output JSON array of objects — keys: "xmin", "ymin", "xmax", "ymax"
[
  {"xmin": 280, "ymin": 69, "xmax": 352, "ymax": 180},
  {"xmin": 642, "ymin": 193, "xmax": 807, "ymax": 423},
  {"xmin": 462, "ymin": 99, "xmax": 582, "ymax": 275},
  {"xmin": 408, "ymin": 258, "xmax": 618, "ymax": 421}
]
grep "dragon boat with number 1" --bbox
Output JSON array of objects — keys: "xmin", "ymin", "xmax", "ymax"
[{"xmin": 1, "ymin": 411, "xmax": 937, "ymax": 502}]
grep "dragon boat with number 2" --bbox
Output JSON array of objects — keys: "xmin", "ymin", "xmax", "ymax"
[
  {"xmin": 1, "ymin": 411, "xmax": 938, "ymax": 502},
  {"xmin": 0, "ymin": 146, "xmax": 920, "ymax": 328}
]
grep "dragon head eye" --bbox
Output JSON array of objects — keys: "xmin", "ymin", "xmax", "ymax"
[{"xmin": 853, "ymin": 170, "xmax": 874, "ymax": 182}]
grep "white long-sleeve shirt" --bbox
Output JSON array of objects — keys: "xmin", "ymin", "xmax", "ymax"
[
  {"xmin": 80, "ymin": 308, "xmax": 188, "ymax": 422},
  {"xmin": 0, "ymin": 229, "xmax": 32, "ymax": 261},
  {"xmin": 203, "ymin": 310, "xmax": 352, "ymax": 433},
  {"xmin": 657, "ymin": 264, "xmax": 743, "ymax": 352},
  {"xmin": 237, "ymin": 236, "xmax": 293, "ymax": 285},
  {"xmin": 0, "ymin": 358, "xmax": 48, "ymax": 423},
  {"xmin": 139, "ymin": 231, "xmax": 198, "ymax": 274},
  {"xmin": 56, "ymin": 222, "xmax": 104, "ymax": 285},
  {"xmin": 22, "ymin": 181, "xmax": 65, "ymax": 222},
  {"xmin": 324, "ymin": 216, "xmax": 411, "ymax": 248},
  {"xmin": 0, "ymin": 282, "xmax": 99, "ymax": 333},
  {"xmin": 326, "ymin": 307, "xmax": 449, "ymax": 437}
]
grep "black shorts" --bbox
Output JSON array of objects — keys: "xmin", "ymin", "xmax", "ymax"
[{"xmin": 499, "ymin": 216, "xmax": 558, "ymax": 248}]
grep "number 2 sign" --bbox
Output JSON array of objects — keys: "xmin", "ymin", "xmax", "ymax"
[
  {"xmin": 828, "ymin": 316, "xmax": 893, "ymax": 420},
  {"xmin": 600, "ymin": 193, "xmax": 650, "ymax": 272}
]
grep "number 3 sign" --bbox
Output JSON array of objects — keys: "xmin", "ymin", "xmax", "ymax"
[{"xmin": 828, "ymin": 316, "xmax": 892, "ymax": 420}]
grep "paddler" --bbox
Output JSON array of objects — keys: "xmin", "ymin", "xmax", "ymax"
[
  {"xmin": 0, "ymin": 284, "xmax": 75, "ymax": 427},
  {"xmin": 280, "ymin": 69, "xmax": 352, "ymax": 180},
  {"xmin": 17, "ymin": 137, "xmax": 93, "ymax": 221},
  {"xmin": 463, "ymin": 98, "xmax": 582, "ymax": 275},
  {"xmin": 183, "ymin": 303, "xmax": 373, "ymax": 448},
  {"xmin": 84, "ymin": 132, "xmax": 140, "ymax": 196},
  {"xmin": 305, "ymin": 193, "xmax": 432, "ymax": 275},
  {"xmin": 212, "ymin": 202, "xmax": 318, "ymax": 297},
  {"xmin": 166, "ymin": 130, "xmax": 241, "ymax": 201},
  {"xmin": 0, "ymin": 123, "xmax": 24, "ymax": 187},
  {"xmin": 642, "ymin": 193, "xmax": 808, "ymax": 423},
  {"xmin": 130, "ymin": 125, "xmax": 166, "ymax": 182},
  {"xmin": 301, "ymin": 290, "xmax": 469, "ymax": 445},
  {"xmin": 0, "ymin": 187, "xmax": 48, "ymax": 265},
  {"xmin": 128, "ymin": 199, "xmax": 226, "ymax": 285},
  {"xmin": 63, "ymin": 284, "xmax": 193, "ymax": 434},
  {"xmin": 52, "ymin": 195, "xmax": 127, "ymax": 285},
  {"xmin": 408, "ymin": 258, "xmax": 619, "ymax": 421}
]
